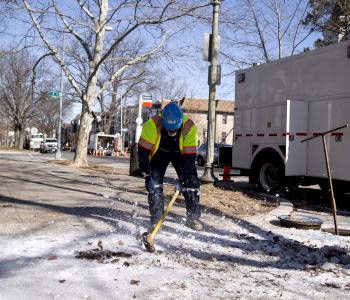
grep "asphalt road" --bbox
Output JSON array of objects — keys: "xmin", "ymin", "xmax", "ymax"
[
  {"xmin": 3, "ymin": 150, "xmax": 349, "ymax": 213},
  {"xmin": 37, "ymin": 150, "xmax": 243, "ymax": 180}
]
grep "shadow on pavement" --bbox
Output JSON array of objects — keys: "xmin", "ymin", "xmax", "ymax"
[{"xmin": 1, "ymin": 191, "xmax": 349, "ymax": 275}]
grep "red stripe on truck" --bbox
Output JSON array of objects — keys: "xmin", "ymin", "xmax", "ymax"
[
  {"xmin": 268, "ymin": 133, "xmax": 277, "ymax": 136},
  {"xmin": 331, "ymin": 132, "xmax": 343, "ymax": 136},
  {"xmin": 296, "ymin": 132, "xmax": 307, "ymax": 136}
]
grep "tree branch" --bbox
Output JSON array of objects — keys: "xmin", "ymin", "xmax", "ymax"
[
  {"xmin": 22, "ymin": 0, "xmax": 83, "ymax": 99},
  {"xmin": 52, "ymin": 0, "xmax": 93, "ymax": 61},
  {"xmin": 96, "ymin": 33, "xmax": 167, "ymax": 100}
]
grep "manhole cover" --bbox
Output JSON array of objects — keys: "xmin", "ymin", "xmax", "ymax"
[{"xmin": 278, "ymin": 215, "xmax": 323, "ymax": 230}]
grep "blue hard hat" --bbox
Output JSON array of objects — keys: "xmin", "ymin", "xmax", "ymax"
[{"xmin": 162, "ymin": 102, "xmax": 183, "ymax": 131}]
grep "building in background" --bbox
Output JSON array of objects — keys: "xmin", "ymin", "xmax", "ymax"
[
  {"xmin": 64, "ymin": 97, "xmax": 234, "ymax": 150},
  {"xmin": 162, "ymin": 98, "xmax": 235, "ymax": 145}
]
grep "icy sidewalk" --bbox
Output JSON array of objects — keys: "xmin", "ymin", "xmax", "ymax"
[
  {"xmin": 1, "ymin": 203, "xmax": 349, "ymax": 300},
  {"xmin": 0, "ymin": 157, "xmax": 349, "ymax": 299}
]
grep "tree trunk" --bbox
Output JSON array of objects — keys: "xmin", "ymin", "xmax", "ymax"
[
  {"xmin": 14, "ymin": 126, "xmax": 19, "ymax": 148},
  {"xmin": 18, "ymin": 127, "xmax": 24, "ymax": 149},
  {"xmin": 72, "ymin": 0, "xmax": 108, "ymax": 167},
  {"xmin": 73, "ymin": 102, "xmax": 91, "ymax": 167},
  {"xmin": 13, "ymin": 122, "xmax": 25, "ymax": 149}
]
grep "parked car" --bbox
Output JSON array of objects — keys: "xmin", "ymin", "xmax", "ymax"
[
  {"xmin": 40, "ymin": 138, "xmax": 58, "ymax": 153},
  {"xmin": 197, "ymin": 143, "xmax": 232, "ymax": 166}
]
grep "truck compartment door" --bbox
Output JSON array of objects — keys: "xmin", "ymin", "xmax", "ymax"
[
  {"xmin": 308, "ymin": 98, "xmax": 350, "ymax": 181},
  {"xmin": 329, "ymin": 98, "xmax": 350, "ymax": 181},
  {"xmin": 285, "ymin": 100, "xmax": 308, "ymax": 176},
  {"xmin": 232, "ymin": 108, "xmax": 251, "ymax": 169}
]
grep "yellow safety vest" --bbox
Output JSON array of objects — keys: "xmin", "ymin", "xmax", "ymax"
[{"xmin": 139, "ymin": 114, "xmax": 198, "ymax": 160}]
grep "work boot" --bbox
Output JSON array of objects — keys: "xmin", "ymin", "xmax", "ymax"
[
  {"xmin": 185, "ymin": 219, "xmax": 204, "ymax": 231},
  {"xmin": 148, "ymin": 187, "xmax": 164, "ymax": 225},
  {"xmin": 183, "ymin": 189, "xmax": 201, "ymax": 221}
]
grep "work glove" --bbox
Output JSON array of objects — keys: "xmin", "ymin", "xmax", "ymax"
[
  {"xmin": 145, "ymin": 176, "xmax": 155, "ymax": 193},
  {"xmin": 175, "ymin": 182, "xmax": 184, "ymax": 194}
]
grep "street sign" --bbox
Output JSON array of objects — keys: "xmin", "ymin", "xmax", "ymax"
[
  {"xmin": 49, "ymin": 91, "xmax": 60, "ymax": 97},
  {"xmin": 136, "ymin": 117, "xmax": 143, "ymax": 125},
  {"xmin": 203, "ymin": 33, "xmax": 221, "ymax": 62},
  {"xmin": 141, "ymin": 95, "xmax": 152, "ymax": 107},
  {"xmin": 141, "ymin": 95, "xmax": 152, "ymax": 100},
  {"xmin": 122, "ymin": 128, "xmax": 128, "ymax": 132},
  {"xmin": 30, "ymin": 127, "xmax": 38, "ymax": 135}
]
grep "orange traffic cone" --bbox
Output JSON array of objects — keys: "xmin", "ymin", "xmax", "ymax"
[{"xmin": 223, "ymin": 165, "xmax": 231, "ymax": 181}]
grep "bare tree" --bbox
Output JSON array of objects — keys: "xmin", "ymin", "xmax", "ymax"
[
  {"xmin": 9, "ymin": 0, "xmax": 210, "ymax": 167},
  {"xmin": 32, "ymin": 91, "xmax": 72, "ymax": 137},
  {"xmin": 220, "ymin": 0, "xmax": 316, "ymax": 70},
  {"xmin": 94, "ymin": 38, "xmax": 157, "ymax": 134},
  {"xmin": 0, "ymin": 50, "xmax": 43, "ymax": 148}
]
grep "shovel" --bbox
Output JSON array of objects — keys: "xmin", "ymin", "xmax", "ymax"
[{"xmin": 142, "ymin": 189, "xmax": 180, "ymax": 253}]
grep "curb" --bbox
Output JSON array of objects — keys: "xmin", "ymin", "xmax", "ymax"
[
  {"xmin": 265, "ymin": 197, "xmax": 294, "ymax": 219},
  {"xmin": 246, "ymin": 197, "xmax": 294, "ymax": 224},
  {"xmin": 214, "ymin": 180, "xmax": 294, "ymax": 220}
]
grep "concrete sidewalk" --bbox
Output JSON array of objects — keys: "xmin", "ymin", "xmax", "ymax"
[{"xmin": 1, "ymin": 152, "xmax": 350, "ymax": 299}]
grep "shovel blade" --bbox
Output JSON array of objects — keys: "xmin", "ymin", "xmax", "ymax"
[{"xmin": 142, "ymin": 232, "xmax": 155, "ymax": 253}]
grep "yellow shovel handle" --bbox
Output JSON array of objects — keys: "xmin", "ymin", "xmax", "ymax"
[{"xmin": 149, "ymin": 189, "xmax": 180, "ymax": 240}]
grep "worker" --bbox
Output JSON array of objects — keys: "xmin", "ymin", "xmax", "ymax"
[{"xmin": 138, "ymin": 102, "xmax": 203, "ymax": 231}]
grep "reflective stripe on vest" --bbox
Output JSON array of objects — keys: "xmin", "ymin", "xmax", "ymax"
[
  {"xmin": 140, "ymin": 114, "xmax": 196, "ymax": 160},
  {"xmin": 182, "ymin": 118, "xmax": 194, "ymax": 139},
  {"xmin": 182, "ymin": 118, "xmax": 197, "ymax": 154},
  {"xmin": 138, "ymin": 137, "xmax": 154, "ymax": 151}
]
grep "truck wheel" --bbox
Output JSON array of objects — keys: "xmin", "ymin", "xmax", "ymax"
[{"xmin": 256, "ymin": 158, "xmax": 284, "ymax": 193}]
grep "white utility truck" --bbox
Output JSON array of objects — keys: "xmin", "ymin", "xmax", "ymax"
[
  {"xmin": 232, "ymin": 40, "xmax": 350, "ymax": 194},
  {"xmin": 88, "ymin": 132, "xmax": 116, "ymax": 155},
  {"xmin": 29, "ymin": 133, "xmax": 44, "ymax": 151}
]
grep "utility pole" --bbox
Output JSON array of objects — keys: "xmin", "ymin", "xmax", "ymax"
[
  {"xmin": 55, "ymin": 33, "xmax": 65, "ymax": 160},
  {"xmin": 135, "ymin": 94, "xmax": 143, "ymax": 143},
  {"xmin": 120, "ymin": 95, "xmax": 123, "ymax": 153},
  {"xmin": 201, "ymin": 0, "xmax": 221, "ymax": 183}
]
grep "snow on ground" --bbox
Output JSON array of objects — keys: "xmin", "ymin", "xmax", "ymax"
[
  {"xmin": 1, "ymin": 202, "xmax": 350, "ymax": 300},
  {"xmin": 1, "ymin": 155, "xmax": 350, "ymax": 299}
]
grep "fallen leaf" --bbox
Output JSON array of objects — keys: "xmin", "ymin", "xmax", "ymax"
[
  {"xmin": 47, "ymin": 256, "xmax": 57, "ymax": 260},
  {"xmin": 130, "ymin": 280, "xmax": 140, "ymax": 285},
  {"xmin": 118, "ymin": 240, "xmax": 124, "ymax": 246},
  {"xmin": 59, "ymin": 280, "xmax": 66, "ymax": 283},
  {"xmin": 123, "ymin": 261, "xmax": 130, "ymax": 267}
]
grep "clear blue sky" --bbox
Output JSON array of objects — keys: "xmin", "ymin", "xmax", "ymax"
[{"xmin": 1, "ymin": 0, "xmax": 321, "ymax": 120}]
